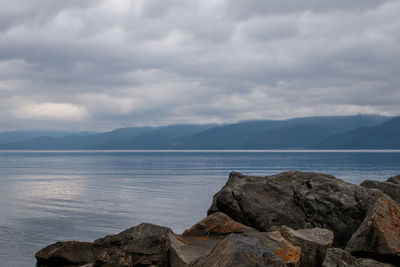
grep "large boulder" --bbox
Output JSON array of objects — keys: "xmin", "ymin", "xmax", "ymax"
[
  {"xmin": 93, "ymin": 223, "xmax": 172, "ymax": 267},
  {"xmin": 36, "ymin": 223, "xmax": 175, "ymax": 267},
  {"xmin": 188, "ymin": 233, "xmax": 287, "ymax": 267},
  {"xmin": 322, "ymin": 248, "xmax": 395, "ymax": 267},
  {"xmin": 279, "ymin": 225, "xmax": 333, "ymax": 267},
  {"xmin": 208, "ymin": 171, "xmax": 382, "ymax": 247},
  {"xmin": 360, "ymin": 178, "xmax": 400, "ymax": 204},
  {"xmin": 35, "ymin": 241, "xmax": 95, "ymax": 266},
  {"xmin": 345, "ymin": 195, "xmax": 400, "ymax": 265}
]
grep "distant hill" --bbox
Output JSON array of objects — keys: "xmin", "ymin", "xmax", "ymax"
[
  {"xmin": 313, "ymin": 116, "xmax": 400, "ymax": 149},
  {"xmin": 0, "ymin": 131, "xmax": 95, "ymax": 145},
  {"xmin": 0, "ymin": 125, "xmax": 214, "ymax": 150},
  {"xmin": 0, "ymin": 115, "xmax": 396, "ymax": 150},
  {"xmin": 172, "ymin": 115, "xmax": 390, "ymax": 149}
]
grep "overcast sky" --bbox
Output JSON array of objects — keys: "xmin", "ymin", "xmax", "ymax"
[{"xmin": 0, "ymin": 0, "xmax": 399, "ymax": 131}]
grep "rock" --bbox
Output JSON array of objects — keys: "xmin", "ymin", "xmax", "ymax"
[
  {"xmin": 387, "ymin": 175, "xmax": 400, "ymax": 184},
  {"xmin": 188, "ymin": 233, "xmax": 287, "ymax": 267},
  {"xmin": 182, "ymin": 212, "xmax": 252, "ymax": 236},
  {"xmin": 93, "ymin": 223, "xmax": 172, "ymax": 267},
  {"xmin": 208, "ymin": 171, "xmax": 381, "ymax": 247},
  {"xmin": 322, "ymin": 248, "xmax": 395, "ymax": 267},
  {"xmin": 258, "ymin": 231, "xmax": 301, "ymax": 267},
  {"xmin": 168, "ymin": 212, "xmax": 251, "ymax": 266},
  {"xmin": 279, "ymin": 225, "xmax": 333, "ymax": 267},
  {"xmin": 177, "ymin": 212, "xmax": 299, "ymax": 267},
  {"xmin": 345, "ymin": 195, "xmax": 400, "ymax": 265},
  {"xmin": 360, "ymin": 179, "xmax": 400, "ymax": 203},
  {"xmin": 35, "ymin": 241, "xmax": 95, "ymax": 266}
]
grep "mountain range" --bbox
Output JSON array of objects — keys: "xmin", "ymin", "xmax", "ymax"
[{"xmin": 0, "ymin": 115, "xmax": 398, "ymax": 149}]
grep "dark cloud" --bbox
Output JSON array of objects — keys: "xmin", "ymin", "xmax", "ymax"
[{"xmin": 0, "ymin": 0, "xmax": 399, "ymax": 131}]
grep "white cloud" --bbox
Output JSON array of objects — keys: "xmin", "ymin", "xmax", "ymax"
[{"xmin": 14, "ymin": 103, "xmax": 87, "ymax": 121}]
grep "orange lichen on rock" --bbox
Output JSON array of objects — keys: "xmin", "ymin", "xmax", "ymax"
[
  {"xmin": 346, "ymin": 195, "xmax": 400, "ymax": 264},
  {"xmin": 273, "ymin": 245, "xmax": 301, "ymax": 267}
]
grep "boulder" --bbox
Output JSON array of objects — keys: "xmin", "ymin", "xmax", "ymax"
[
  {"xmin": 387, "ymin": 175, "xmax": 400, "ymax": 184},
  {"xmin": 188, "ymin": 233, "xmax": 287, "ymax": 267},
  {"xmin": 208, "ymin": 171, "xmax": 382, "ymax": 247},
  {"xmin": 35, "ymin": 241, "xmax": 95, "ymax": 266},
  {"xmin": 322, "ymin": 248, "xmax": 395, "ymax": 267},
  {"xmin": 345, "ymin": 195, "xmax": 400, "ymax": 265},
  {"xmin": 258, "ymin": 231, "xmax": 301, "ymax": 267},
  {"xmin": 360, "ymin": 179, "xmax": 400, "ymax": 203},
  {"xmin": 168, "ymin": 212, "xmax": 251, "ymax": 266},
  {"xmin": 182, "ymin": 212, "xmax": 252, "ymax": 236},
  {"xmin": 93, "ymin": 223, "xmax": 172, "ymax": 267},
  {"xmin": 279, "ymin": 225, "xmax": 333, "ymax": 267},
  {"xmin": 172, "ymin": 212, "xmax": 300, "ymax": 266}
]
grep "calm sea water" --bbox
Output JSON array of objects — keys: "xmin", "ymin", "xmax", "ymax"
[{"xmin": 0, "ymin": 150, "xmax": 400, "ymax": 266}]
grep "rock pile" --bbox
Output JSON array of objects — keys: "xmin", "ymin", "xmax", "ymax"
[{"xmin": 36, "ymin": 171, "xmax": 400, "ymax": 266}]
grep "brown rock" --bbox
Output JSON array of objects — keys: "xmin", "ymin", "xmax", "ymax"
[
  {"xmin": 322, "ymin": 248, "xmax": 395, "ymax": 267},
  {"xmin": 188, "ymin": 233, "xmax": 287, "ymax": 267},
  {"xmin": 182, "ymin": 212, "xmax": 252, "ymax": 236},
  {"xmin": 345, "ymin": 195, "xmax": 400, "ymax": 265},
  {"xmin": 279, "ymin": 225, "xmax": 333, "ymax": 267},
  {"xmin": 260, "ymin": 231, "xmax": 301, "ymax": 267},
  {"xmin": 35, "ymin": 241, "xmax": 95, "ymax": 266},
  {"xmin": 208, "ymin": 171, "xmax": 381, "ymax": 247}
]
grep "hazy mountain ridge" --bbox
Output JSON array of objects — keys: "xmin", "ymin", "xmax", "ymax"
[{"xmin": 0, "ymin": 115, "xmax": 397, "ymax": 149}]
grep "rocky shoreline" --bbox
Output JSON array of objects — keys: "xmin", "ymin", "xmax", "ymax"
[{"xmin": 36, "ymin": 171, "xmax": 400, "ymax": 266}]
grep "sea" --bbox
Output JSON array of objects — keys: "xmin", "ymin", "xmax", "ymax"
[{"xmin": 0, "ymin": 150, "xmax": 399, "ymax": 266}]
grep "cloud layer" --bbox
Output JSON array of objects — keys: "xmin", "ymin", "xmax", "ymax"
[{"xmin": 0, "ymin": 0, "xmax": 399, "ymax": 131}]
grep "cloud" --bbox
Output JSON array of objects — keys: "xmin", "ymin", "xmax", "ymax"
[
  {"xmin": 0, "ymin": 0, "xmax": 399, "ymax": 131},
  {"xmin": 14, "ymin": 103, "xmax": 87, "ymax": 121}
]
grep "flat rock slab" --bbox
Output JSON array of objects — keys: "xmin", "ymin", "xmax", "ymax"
[
  {"xmin": 208, "ymin": 171, "xmax": 382, "ymax": 247},
  {"xmin": 279, "ymin": 226, "xmax": 333, "ymax": 267},
  {"xmin": 322, "ymin": 248, "xmax": 395, "ymax": 267},
  {"xmin": 346, "ymin": 195, "xmax": 400, "ymax": 265}
]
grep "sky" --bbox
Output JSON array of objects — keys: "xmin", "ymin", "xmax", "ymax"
[{"xmin": 0, "ymin": 0, "xmax": 399, "ymax": 131}]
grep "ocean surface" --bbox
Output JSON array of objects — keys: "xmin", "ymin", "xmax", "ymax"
[{"xmin": 0, "ymin": 150, "xmax": 400, "ymax": 266}]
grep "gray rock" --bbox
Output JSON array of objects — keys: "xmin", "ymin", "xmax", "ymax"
[
  {"xmin": 345, "ymin": 195, "xmax": 400, "ymax": 265},
  {"xmin": 322, "ymin": 248, "xmax": 395, "ymax": 267},
  {"xmin": 360, "ymin": 179, "xmax": 400, "ymax": 203},
  {"xmin": 279, "ymin": 225, "xmax": 333, "ymax": 267},
  {"xmin": 208, "ymin": 171, "xmax": 382, "ymax": 247},
  {"xmin": 93, "ymin": 223, "xmax": 172, "ymax": 267},
  {"xmin": 35, "ymin": 241, "xmax": 95, "ymax": 266},
  {"xmin": 188, "ymin": 233, "xmax": 287, "ymax": 267},
  {"xmin": 387, "ymin": 175, "xmax": 400, "ymax": 184}
]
